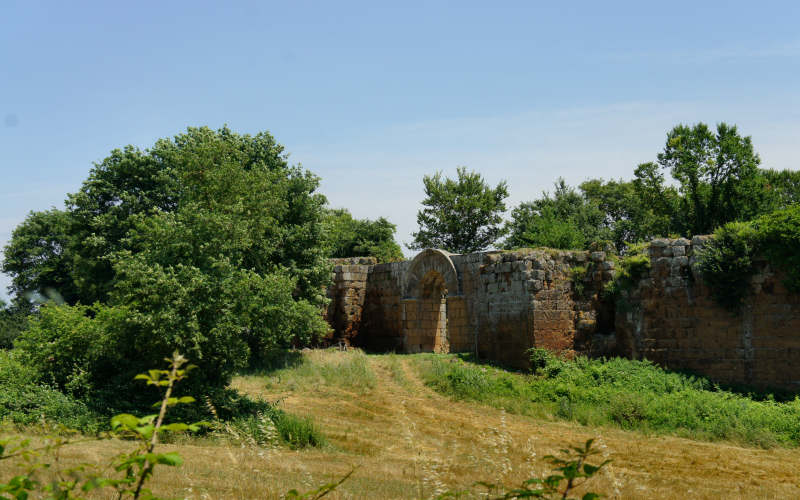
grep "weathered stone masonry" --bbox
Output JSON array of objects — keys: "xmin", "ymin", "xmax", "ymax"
[
  {"xmin": 326, "ymin": 248, "xmax": 616, "ymax": 369},
  {"xmin": 616, "ymin": 237, "xmax": 800, "ymax": 390},
  {"xmin": 326, "ymin": 241, "xmax": 800, "ymax": 390}
]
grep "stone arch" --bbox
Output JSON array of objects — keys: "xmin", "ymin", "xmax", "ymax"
[
  {"xmin": 404, "ymin": 249, "xmax": 460, "ymax": 299},
  {"xmin": 401, "ymin": 249, "xmax": 461, "ymax": 353}
]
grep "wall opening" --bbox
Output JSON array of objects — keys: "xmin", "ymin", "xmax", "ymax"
[{"xmin": 402, "ymin": 270, "xmax": 449, "ymax": 353}]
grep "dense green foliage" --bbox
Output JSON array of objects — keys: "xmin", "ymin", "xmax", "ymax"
[
  {"xmin": 418, "ymin": 353, "xmax": 800, "ymax": 448},
  {"xmin": 3, "ymin": 127, "xmax": 331, "ymax": 409},
  {"xmin": 697, "ymin": 205, "xmax": 800, "ymax": 311},
  {"xmin": 0, "ymin": 350, "xmax": 101, "ymax": 432},
  {"xmin": 410, "ymin": 167, "xmax": 509, "ymax": 254},
  {"xmin": 504, "ymin": 179, "xmax": 608, "ymax": 250},
  {"xmin": 658, "ymin": 122, "xmax": 765, "ymax": 235},
  {"xmin": 0, "ymin": 300, "xmax": 26, "ymax": 349},
  {"xmin": 505, "ymin": 122, "xmax": 799, "ymax": 252},
  {"xmin": 3, "ymin": 126, "xmax": 330, "ymax": 310},
  {"xmin": 602, "ymin": 242, "xmax": 651, "ymax": 305},
  {"xmin": 323, "ymin": 208, "xmax": 404, "ymax": 262}
]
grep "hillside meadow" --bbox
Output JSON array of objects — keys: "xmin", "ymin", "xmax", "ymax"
[{"xmin": 4, "ymin": 349, "xmax": 800, "ymax": 499}]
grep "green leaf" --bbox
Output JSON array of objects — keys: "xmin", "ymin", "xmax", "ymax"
[
  {"xmin": 146, "ymin": 452, "xmax": 183, "ymax": 466},
  {"xmin": 159, "ymin": 423, "xmax": 189, "ymax": 432},
  {"xmin": 111, "ymin": 414, "xmax": 139, "ymax": 430}
]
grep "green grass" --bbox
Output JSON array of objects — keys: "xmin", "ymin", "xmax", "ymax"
[
  {"xmin": 414, "ymin": 351, "xmax": 800, "ymax": 448},
  {"xmin": 248, "ymin": 348, "xmax": 377, "ymax": 394},
  {"xmin": 382, "ymin": 353, "xmax": 412, "ymax": 388},
  {"xmin": 224, "ymin": 409, "xmax": 326, "ymax": 449}
]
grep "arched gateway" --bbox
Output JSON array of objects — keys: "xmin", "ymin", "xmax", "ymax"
[{"xmin": 401, "ymin": 249, "xmax": 468, "ymax": 353}]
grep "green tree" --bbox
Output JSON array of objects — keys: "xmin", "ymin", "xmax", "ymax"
[
  {"xmin": 409, "ymin": 167, "xmax": 509, "ymax": 254},
  {"xmin": 579, "ymin": 164, "xmax": 681, "ymax": 251},
  {"xmin": 3, "ymin": 126, "xmax": 330, "ymax": 310},
  {"xmin": 8, "ymin": 126, "xmax": 331, "ymax": 408},
  {"xmin": 504, "ymin": 179, "xmax": 609, "ymax": 250},
  {"xmin": 760, "ymin": 168, "xmax": 800, "ymax": 209},
  {"xmin": 2, "ymin": 209, "xmax": 77, "ymax": 308},
  {"xmin": 323, "ymin": 208, "xmax": 404, "ymax": 262},
  {"xmin": 658, "ymin": 122, "xmax": 765, "ymax": 235},
  {"xmin": 0, "ymin": 299, "xmax": 27, "ymax": 349}
]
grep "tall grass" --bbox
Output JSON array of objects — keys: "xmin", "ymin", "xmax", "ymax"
[
  {"xmin": 415, "ymin": 352, "xmax": 800, "ymax": 448},
  {"xmin": 224, "ymin": 410, "xmax": 326, "ymax": 449},
  {"xmin": 248, "ymin": 348, "xmax": 377, "ymax": 394}
]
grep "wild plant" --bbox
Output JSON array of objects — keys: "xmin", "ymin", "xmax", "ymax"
[
  {"xmin": 0, "ymin": 352, "xmax": 344, "ymax": 499},
  {"xmin": 438, "ymin": 439, "xmax": 608, "ymax": 499},
  {"xmin": 0, "ymin": 351, "xmax": 206, "ymax": 499}
]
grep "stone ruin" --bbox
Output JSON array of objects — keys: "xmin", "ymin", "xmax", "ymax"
[
  {"xmin": 325, "ymin": 248, "xmax": 616, "ymax": 370},
  {"xmin": 325, "ymin": 239, "xmax": 800, "ymax": 390}
]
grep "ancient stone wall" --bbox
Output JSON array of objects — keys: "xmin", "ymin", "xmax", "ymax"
[
  {"xmin": 616, "ymin": 237, "xmax": 800, "ymax": 390},
  {"xmin": 325, "ymin": 248, "xmax": 616, "ymax": 369},
  {"xmin": 324, "ymin": 257, "xmax": 376, "ymax": 346},
  {"xmin": 326, "ymin": 240, "xmax": 800, "ymax": 389}
]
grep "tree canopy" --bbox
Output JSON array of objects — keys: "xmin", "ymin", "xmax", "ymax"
[
  {"xmin": 409, "ymin": 167, "xmax": 509, "ymax": 254},
  {"xmin": 504, "ymin": 122, "xmax": 797, "ymax": 252},
  {"xmin": 323, "ymin": 208, "xmax": 404, "ymax": 262},
  {"xmin": 4, "ymin": 126, "xmax": 331, "ymax": 406},
  {"xmin": 504, "ymin": 179, "xmax": 609, "ymax": 250}
]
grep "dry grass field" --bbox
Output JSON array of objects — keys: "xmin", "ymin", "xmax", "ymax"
[{"xmin": 6, "ymin": 349, "xmax": 800, "ymax": 499}]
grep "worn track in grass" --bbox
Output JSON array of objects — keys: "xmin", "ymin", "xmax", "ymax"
[{"xmin": 10, "ymin": 350, "xmax": 800, "ymax": 498}]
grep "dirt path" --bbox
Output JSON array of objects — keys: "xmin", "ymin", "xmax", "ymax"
[
  {"xmin": 253, "ymin": 353, "xmax": 800, "ymax": 498},
  {"xmin": 19, "ymin": 351, "xmax": 800, "ymax": 499}
]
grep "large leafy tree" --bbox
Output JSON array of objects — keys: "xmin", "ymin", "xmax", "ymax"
[
  {"xmin": 504, "ymin": 179, "xmax": 609, "ymax": 250},
  {"xmin": 658, "ymin": 122, "xmax": 765, "ymax": 235},
  {"xmin": 7, "ymin": 126, "xmax": 331, "ymax": 407},
  {"xmin": 323, "ymin": 208, "xmax": 404, "ymax": 262},
  {"xmin": 4, "ymin": 126, "xmax": 329, "ymax": 309},
  {"xmin": 409, "ymin": 167, "xmax": 509, "ymax": 254},
  {"xmin": 579, "ymin": 164, "xmax": 681, "ymax": 252},
  {"xmin": 760, "ymin": 168, "xmax": 800, "ymax": 209}
]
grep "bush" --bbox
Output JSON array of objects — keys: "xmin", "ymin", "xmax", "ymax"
[
  {"xmin": 5, "ymin": 127, "xmax": 332, "ymax": 411},
  {"xmin": 603, "ymin": 241, "xmax": 651, "ymax": 304},
  {"xmin": 15, "ymin": 267, "xmax": 329, "ymax": 412},
  {"xmin": 697, "ymin": 205, "xmax": 800, "ymax": 311},
  {"xmin": 0, "ymin": 302, "xmax": 26, "ymax": 349},
  {"xmin": 609, "ymin": 393, "xmax": 647, "ymax": 427},
  {"xmin": 696, "ymin": 222, "xmax": 758, "ymax": 311},
  {"xmin": 13, "ymin": 304, "xmax": 127, "ymax": 401},
  {"xmin": 225, "ymin": 409, "xmax": 326, "ymax": 449},
  {"xmin": 0, "ymin": 350, "xmax": 100, "ymax": 432}
]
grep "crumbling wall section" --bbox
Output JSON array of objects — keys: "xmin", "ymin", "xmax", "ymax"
[
  {"xmin": 324, "ymin": 257, "xmax": 376, "ymax": 346},
  {"xmin": 616, "ymin": 237, "xmax": 800, "ymax": 390},
  {"xmin": 358, "ymin": 260, "xmax": 410, "ymax": 351},
  {"xmin": 324, "ymin": 249, "xmax": 616, "ymax": 368},
  {"xmin": 452, "ymin": 249, "xmax": 615, "ymax": 369}
]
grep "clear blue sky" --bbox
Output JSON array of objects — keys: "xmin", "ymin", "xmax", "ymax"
[{"xmin": 2, "ymin": 1, "xmax": 799, "ymax": 300}]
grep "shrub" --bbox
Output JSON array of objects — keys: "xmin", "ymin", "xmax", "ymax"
[
  {"xmin": 271, "ymin": 411, "xmax": 326, "ymax": 449},
  {"xmin": 0, "ymin": 300, "xmax": 26, "ymax": 349},
  {"xmin": 609, "ymin": 393, "xmax": 647, "ymax": 428},
  {"xmin": 696, "ymin": 221, "xmax": 758, "ymax": 311},
  {"xmin": 0, "ymin": 350, "xmax": 101, "ymax": 432},
  {"xmin": 603, "ymin": 241, "xmax": 650, "ymax": 304},
  {"xmin": 697, "ymin": 205, "xmax": 800, "ymax": 311},
  {"xmin": 15, "ymin": 270, "xmax": 328, "ymax": 412}
]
